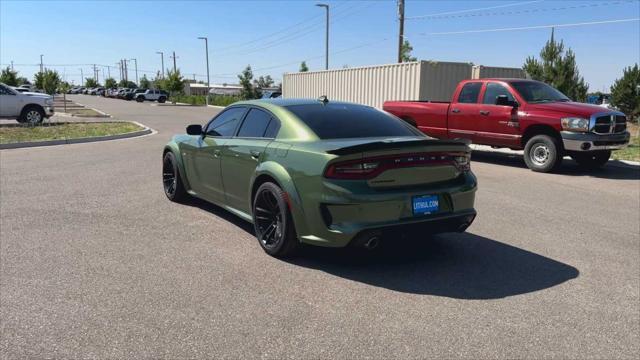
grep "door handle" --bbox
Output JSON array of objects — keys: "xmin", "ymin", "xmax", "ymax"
[
  {"xmin": 451, "ymin": 108, "xmax": 460, "ymax": 113},
  {"xmin": 479, "ymin": 110, "xmax": 490, "ymax": 116},
  {"xmin": 213, "ymin": 150, "xmax": 221, "ymax": 158},
  {"xmin": 250, "ymin": 150, "xmax": 261, "ymax": 159}
]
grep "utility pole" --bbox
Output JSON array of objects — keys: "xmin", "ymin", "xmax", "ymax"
[
  {"xmin": 130, "ymin": 58, "xmax": 138, "ymax": 84},
  {"xmin": 156, "ymin": 51, "xmax": 165, "ymax": 79},
  {"xmin": 39, "ymin": 54, "xmax": 44, "ymax": 73},
  {"xmin": 171, "ymin": 51, "xmax": 177, "ymax": 73},
  {"xmin": 107, "ymin": 66, "xmax": 111, "ymax": 79},
  {"xmin": 123, "ymin": 59, "xmax": 128, "ymax": 82},
  {"xmin": 316, "ymin": 4, "xmax": 329, "ymax": 70},
  {"xmin": 397, "ymin": 0, "xmax": 405, "ymax": 63},
  {"xmin": 198, "ymin": 36, "xmax": 211, "ymax": 106},
  {"xmin": 79, "ymin": 68, "xmax": 84, "ymax": 86},
  {"xmin": 10, "ymin": 61, "xmax": 13, "ymax": 71},
  {"xmin": 93, "ymin": 64, "xmax": 98, "ymax": 84}
]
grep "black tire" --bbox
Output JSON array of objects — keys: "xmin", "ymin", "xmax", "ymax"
[
  {"xmin": 136, "ymin": 96, "xmax": 144, "ymax": 103},
  {"xmin": 252, "ymin": 182, "xmax": 299, "ymax": 258},
  {"xmin": 19, "ymin": 105, "xmax": 44, "ymax": 124},
  {"xmin": 158, "ymin": 96, "xmax": 167, "ymax": 104},
  {"xmin": 524, "ymin": 134, "xmax": 562, "ymax": 172},
  {"xmin": 162, "ymin": 152, "xmax": 188, "ymax": 202},
  {"xmin": 571, "ymin": 150, "xmax": 611, "ymax": 170}
]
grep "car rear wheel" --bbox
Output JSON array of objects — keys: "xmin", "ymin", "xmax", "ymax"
[
  {"xmin": 162, "ymin": 152, "xmax": 188, "ymax": 202},
  {"xmin": 20, "ymin": 105, "xmax": 44, "ymax": 124},
  {"xmin": 252, "ymin": 182, "xmax": 299, "ymax": 258},
  {"xmin": 571, "ymin": 150, "xmax": 611, "ymax": 170},
  {"xmin": 524, "ymin": 135, "xmax": 562, "ymax": 172}
]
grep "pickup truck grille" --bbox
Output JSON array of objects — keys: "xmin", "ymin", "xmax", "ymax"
[{"xmin": 593, "ymin": 114, "xmax": 626, "ymax": 134}]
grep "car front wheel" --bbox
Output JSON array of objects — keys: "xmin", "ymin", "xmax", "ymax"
[
  {"xmin": 162, "ymin": 152, "xmax": 188, "ymax": 202},
  {"xmin": 252, "ymin": 182, "xmax": 299, "ymax": 258},
  {"xmin": 158, "ymin": 96, "xmax": 166, "ymax": 103},
  {"xmin": 524, "ymin": 134, "xmax": 562, "ymax": 172},
  {"xmin": 571, "ymin": 150, "xmax": 611, "ymax": 170},
  {"xmin": 136, "ymin": 96, "xmax": 144, "ymax": 102},
  {"xmin": 20, "ymin": 106, "xmax": 44, "ymax": 124}
]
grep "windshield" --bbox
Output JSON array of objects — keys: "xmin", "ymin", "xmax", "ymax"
[{"xmin": 509, "ymin": 81, "xmax": 571, "ymax": 103}]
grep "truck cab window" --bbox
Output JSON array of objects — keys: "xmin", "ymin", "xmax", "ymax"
[
  {"xmin": 458, "ymin": 82, "xmax": 482, "ymax": 104},
  {"xmin": 483, "ymin": 83, "xmax": 515, "ymax": 104}
]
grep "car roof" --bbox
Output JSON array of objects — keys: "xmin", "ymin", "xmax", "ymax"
[{"xmin": 236, "ymin": 98, "xmax": 366, "ymax": 108}]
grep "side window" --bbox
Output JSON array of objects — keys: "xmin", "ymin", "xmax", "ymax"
[
  {"xmin": 263, "ymin": 118, "xmax": 280, "ymax": 138},
  {"xmin": 457, "ymin": 82, "xmax": 482, "ymax": 104},
  {"xmin": 205, "ymin": 107, "xmax": 246, "ymax": 137},
  {"xmin": 483, "ymin": 83, "xmax": 515, "ymax": 104},
  {"xmin": 237, "ymin": 108, "xmax": 273, "ymax": 138}
]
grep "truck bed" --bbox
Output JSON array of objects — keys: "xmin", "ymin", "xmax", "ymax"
[{"xmin": 383, "ymin": 100, "xmax": 451, "ymax": 139}]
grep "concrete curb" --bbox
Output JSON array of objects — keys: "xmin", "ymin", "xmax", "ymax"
[{"xmin": 0, "ymin": 122, "xmax": 154, "ymax": 150}]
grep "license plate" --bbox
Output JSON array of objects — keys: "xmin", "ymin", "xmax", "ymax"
[{"xmin": 412, "ymin": 195, "xmax": 439, "ymax": 215}]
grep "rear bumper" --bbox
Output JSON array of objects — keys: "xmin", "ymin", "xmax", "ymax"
[
  {"xmin": 295, "ymin": 172, "xmax": 478, "ymax": 248},
  {"xmin": 561, "ymin": 131, "xmax": 630, "ymax": 151}
]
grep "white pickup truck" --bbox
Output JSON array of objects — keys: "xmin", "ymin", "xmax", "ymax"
[{"xmin": 0, "ymin": 82, "xmax": 54, "ymax": 123}]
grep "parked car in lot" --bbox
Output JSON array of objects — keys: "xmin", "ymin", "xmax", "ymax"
[
  {"xmin": 125, "ymin": 88, "xmax": 147, "ymax": 101},
  {"xmin": 383, "ymin": 79, "xmax": 631, "ymax": 172},
  {"xmin": 12, "ymin": 87, "xmax": 31, "ymax": 93},
  {"xmin": 135, "ymin": 89, "xmax": 167, "ymax": 103},
  {"xmin": 0, "ymin": 82, "xmax": 54, "ymax": 123},
  {"xmin": 162, "ymin": 98, "xmax": 477, "ymax": 257}
]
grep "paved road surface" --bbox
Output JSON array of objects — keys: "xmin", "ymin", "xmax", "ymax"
[{"xmin": 1, "ymin": 95, "xmax": 638, "ymax": 358}]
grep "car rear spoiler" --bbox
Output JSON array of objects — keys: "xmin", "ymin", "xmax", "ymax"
[{"xmin": 327, "ymin": 138, "xmax": 471, "ymax": 156}]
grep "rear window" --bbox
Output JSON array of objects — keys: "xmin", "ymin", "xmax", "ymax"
[{"xmin": 285, "ymin": 103, "xmax": 419, "ymax": 139}]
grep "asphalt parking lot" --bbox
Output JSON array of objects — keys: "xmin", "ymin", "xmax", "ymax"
[{"xmin": 1, "ymin": 95, "xmax": 638, "ymax": 358}]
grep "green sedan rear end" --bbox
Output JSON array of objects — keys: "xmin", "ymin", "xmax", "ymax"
[{"xmin": 163, "ymin": 98, "xmax": 477, "ymax": 257}]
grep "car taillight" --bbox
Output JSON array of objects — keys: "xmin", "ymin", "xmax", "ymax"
[{"xmin": 324, "ymin": 152, "xmax": 471, "ymax": 179}]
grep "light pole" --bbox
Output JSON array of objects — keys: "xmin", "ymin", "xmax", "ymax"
[
  {"xmin": 39, "ymin": 54, "xmax": 44, "ymax": 73},
  {"xmin": 198, "ymin": 36, "xmax": 211, "ymax": 106},
  {"xmin": 316, "ymin": 4, "xmax": 329, "ymax": 70},
  {"xmin": 79, "ymin": 68, "xmax": 83, "ymax": 86},
  {"xmin": 156, "ymin": 51, "xmax": 165, "ymax": 79},
  {"xmin": 130, "ymin": 58, "xmax": 138, "ymax": 85}
]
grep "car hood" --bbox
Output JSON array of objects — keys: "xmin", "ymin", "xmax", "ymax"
[{"xmin": 526, "ymin": 101, "xmax": 617, "ymax": 118}]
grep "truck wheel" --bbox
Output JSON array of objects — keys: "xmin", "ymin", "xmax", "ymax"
[
  {"xmin": 158, "ymin": 96, "xmax": 166, "ymax": 103},
  {"xmin": 136, "ymin": 96, "xmax": 144, "ymax": 102},
  {"xmin": 20, "ymin": 105, "xmax": 44, "ymax": 124},
  {"xmin": 571, "ymin": 150, "xmax": 611, "ymax": 170},
  {"xmin": 524, "ymin": 135, "xmax": 562, "ymax": 172}
]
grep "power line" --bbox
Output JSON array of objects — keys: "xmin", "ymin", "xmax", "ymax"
[
  {"xmin": 406, "ymin": 0, "xmax": 543, "ymax": 20},
  {"xmin": 413, "ymin": 17, "xmax": 640, "ymax": 36},
  {"xmin": 407, "ymin": 1, "xmax": 636, "ymax": 21}
]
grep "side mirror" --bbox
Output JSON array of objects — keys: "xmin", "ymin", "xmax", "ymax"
[
  {"xmin": 495, "ymin": 95, "xmax": 518, "ymax": 107},
  {"xmin": 186, "ymin": 124, "xmax": 203, "ymax": 135}
]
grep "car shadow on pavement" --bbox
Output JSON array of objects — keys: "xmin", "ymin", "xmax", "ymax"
[
  {"xmin": 182, "ymin": 198, "xmax": 579, "ymax": 300},
  {"xmin": 471, "ymin": 150, "xmax": 640, "ymax": 180},
  {"xmin": 286, "ymin": 232, "xmax": 580, "ymax": 300}
]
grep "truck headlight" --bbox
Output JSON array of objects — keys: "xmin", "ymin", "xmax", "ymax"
[
  {"xmin": 45, "ymin": 98, "xmax": 53, "ymax": 106},
  {"xmin": 561, "ymin": 117, "xmax": 589, "ymax": 132}
]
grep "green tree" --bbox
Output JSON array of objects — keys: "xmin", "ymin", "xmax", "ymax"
[
  {"xmin": 238, "ymin": 65, "xmax": 258, "ymax": 99},
  {"xmin": 165, "ymin": 69, "xmax": 185, "ymax": 103},
  {"xmin": 139, "ymin": 75, "xmax": 151, "ymax": 89},
  {"xmin": 610, "ymin": 64, "xmax": 640, "ymax": 121},
  {"xmin": 117, "ymin": 79, "xmax": 136, "ymax": 88},
  {"xmin": 253, "ymin": 75, "xmax": 274, "ymax": 89},
  {"xmin": 299, "ymin": 61, "xmax": 309, "ymax": 72},
  {"xmin": 400, "ymin": 40, "xmax": 417, "ymax": 62},
  {"xmin": 523, "ymin": 29, "xmax": 588, "ymax": 102},
  {"xmin": 40, "ymin": 69, "xmax": 61, "ymax": 95},
  {"xmin": 0, "ymin": 66, "xmax": 19, "ymax": 86},
  {"xmin": 85, "ymin": 78, "xmax": 99, "ymax": 88},
  {"xmin": 16, "ymin": 77, "xmax": 30, "ymax": 85},
  {"xmin": 104, "ymin": 77, "xmax": 117, "ymax": 89}
]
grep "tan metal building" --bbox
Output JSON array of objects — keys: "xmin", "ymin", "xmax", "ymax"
[
  {"xmin": 282, "ymin": 61, "xmax": 526, "ymax": 108},
  {"xmin": 471, "ymin": 65, "xmax": 527, "ymax": 79}
]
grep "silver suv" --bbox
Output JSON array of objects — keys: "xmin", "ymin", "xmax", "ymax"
[
  {"xmin": 0, "ymin": 83, "xmax": 54, "ymax": 123},
  {"xmin": 135, "ymin": 89, "xmax": 168, "ymax": 103}
]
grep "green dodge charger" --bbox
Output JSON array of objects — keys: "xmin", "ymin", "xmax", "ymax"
[{"xmin": 163, "ymin": 98, "xmax": 477, "ymax": 257}]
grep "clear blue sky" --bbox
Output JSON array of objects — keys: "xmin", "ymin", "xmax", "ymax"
[{"xmin": 1, "ymin": 0, "xmax": 638, "ymax": 92}]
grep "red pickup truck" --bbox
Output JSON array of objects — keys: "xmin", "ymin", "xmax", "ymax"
[{"xmin": 383, "ymin": 79, "xmax": 630, "ymax": 172}]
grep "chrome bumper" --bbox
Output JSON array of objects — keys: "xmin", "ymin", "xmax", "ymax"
[
  {"xmin": 45, "ymin": 106, "xmax": 55, "ymax": 117},
  {"xmin": 561, "ymin": 131, "xmax": 630, "ymax": 151}
]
